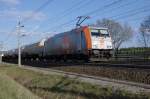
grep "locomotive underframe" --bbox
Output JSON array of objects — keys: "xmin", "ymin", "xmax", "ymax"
[{"xmin": 88, "ymin": 49, "xmax": 112, "ymax": 61}]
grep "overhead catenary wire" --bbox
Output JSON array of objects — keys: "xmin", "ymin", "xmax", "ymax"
[
  {"xmin": 40, "ymin": 0, "xmax": 149, "ymax": 34},
  {"xmin": 35, "ymin": 0, "xmax": 93, "ymax": 33},
  {"xmin": 82, "ymin": 0, "xmax": 150, "ymax": 25},
  {"xmin": 113, "ymin": 9, "xmax": 150, "ymax": 20},
  {"xmin": 48, "ymin": 1, "xmax": 149, "ymax": 34},
  {"xmin": 24, "ymin": 0, "xmax": 125, "ymax": 36},
  {"xmin": 106, "ymin": 5, "xmax": 150, "ymax": 20},
  {"xmin": 4, "ymin": 25, "xmax": 17, "ymax": 44},
  {"xmin": 41, "ymin": 0, "xmax": 123, "ymax": 34},
  {"xmin": 49, "ymin": 0, "xmax": 88, "ymax": 21},
  {"xmin": 91, "ymin": 0, "xmax": 139, "ymax": 18},
  {"xmin": 52, "ymin": 0, "xmax": 92, "ymax": 21},
  {"xmin": 127, "ymin": 15, "xmax": 150, "ymax": 22},
  {"xmin": 84, "ymin": 0, "xmax": 123, "ymax": 16},
  {"xmin": 44, "ymin": 19, "xmax": 76, "ymax": 33},
  {"xmin": 7, "ymin": 0, "xmax": 91, "ymax": 41},
  {"xmin": 22, "ymin": 0, "xmax": 55, "ymax": 23}
]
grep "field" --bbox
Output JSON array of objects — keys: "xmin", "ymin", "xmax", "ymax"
[{"xmin": 0, "ymin": 64, "xmax": 150, "ymax": 99}]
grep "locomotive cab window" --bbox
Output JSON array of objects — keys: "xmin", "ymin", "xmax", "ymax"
[
  {"xmin": 91, "ymin": 28, "xmax": 110, "ymax": 38},
  {"xmin": 100, "ymin": 29, "xmax": 109, "ymax": 37},
  {"xmin": 91, "ymin": 29, "xmax": 100, "ymax": 37}
]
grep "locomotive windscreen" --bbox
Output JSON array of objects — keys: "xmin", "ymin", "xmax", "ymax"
[
  {"xmin": 91, "ymin": 29, "xmax": 100, "ymax": 37},
  {"xmin": 91, "ymin": 29, "xmax": 109, "ymax": 37}
]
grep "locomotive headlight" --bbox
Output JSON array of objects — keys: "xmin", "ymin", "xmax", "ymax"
[{"xmin": 107, "ymin": 45, "xmax": 112, "ymax": 49}]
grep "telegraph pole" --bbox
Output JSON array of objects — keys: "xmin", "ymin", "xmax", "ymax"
[
  {"xmin": 17, "ymin": 20, "xmax": 24, "ymax": 67},
  {"xmin": 0, "ymin": 42, "xmax": 3, "ymax": 64}
]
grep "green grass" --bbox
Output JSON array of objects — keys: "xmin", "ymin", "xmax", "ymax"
[
  {"xmin": 0, "ymin": 72, "xmax": 40, "ymax": 99},
  {"xmin": 0, "ymin": 64, "xmax": 150, "ymax": 99}
]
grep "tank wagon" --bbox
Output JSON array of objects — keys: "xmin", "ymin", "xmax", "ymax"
[
  {"xmin": 4, "ymin": 49, "xmax": 18, "ymax": 59},
  {"xmin": 21, "ymin": 39, "xmax": 46, "ymax": 59},
  {"xmin": 4, "ymin": 26, "xmax": 113, "ymax": 61}
]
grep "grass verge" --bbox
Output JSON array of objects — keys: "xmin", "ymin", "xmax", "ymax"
[
  {"xmin": 0, "ymin": 72, "xmax": 40, "ymax": 99},
  {"xmin": 0, "ymin": 64, "xmax": 150, "ymax": 99}
]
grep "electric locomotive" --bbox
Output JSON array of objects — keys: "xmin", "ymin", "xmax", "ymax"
[{"xmin": 43, "ymin": 26, "xmax": 112, "ymax": 61}]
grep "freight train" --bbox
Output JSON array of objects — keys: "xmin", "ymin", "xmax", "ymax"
[{"xmin": 3, "ymin": 26, "xmax": 113, "ymax": 62}]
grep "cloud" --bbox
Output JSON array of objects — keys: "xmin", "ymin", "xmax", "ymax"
[
  {"xmin": 0, "ymin": 0, "xmax": 20, "ymax": 5},
  {"xmin": 0, "ymin": 9, "xmax": 47, "ymax": 21}
]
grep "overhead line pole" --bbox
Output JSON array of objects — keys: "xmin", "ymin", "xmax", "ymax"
[
  {"xmin": 17, "ymin": 20, "xmax": 24, "ymax": 67},
  {"xmin": 0, "ymin": 41, "xmax": 3, "ymax": 64}
]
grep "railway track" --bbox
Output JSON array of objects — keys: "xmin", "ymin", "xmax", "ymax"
[
  {"xmin": 85, "ymin": 63, "xmax": 150, "ymax": 69},
  {"xmin": 3, "ymin": 54, "xmax": 150, "ymax": 69},
  {"xmin": 3, "ymin": 59, "xmax": 150, "ymax": 70},
  {"xmin": 20, "ymin": 60, "xmax": 150, "ymax": 69}
]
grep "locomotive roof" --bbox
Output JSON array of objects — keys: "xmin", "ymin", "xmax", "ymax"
[{"xmin": 88, "ymin": 26, "xmax": 108, "ymax": 30}]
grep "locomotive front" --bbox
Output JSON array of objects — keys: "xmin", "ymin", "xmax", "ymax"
[{"xmin": 86, "ymin": 26, "xmax": 113, "ymax": 59}]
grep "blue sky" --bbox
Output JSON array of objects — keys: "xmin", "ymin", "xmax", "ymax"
[{"xmin": 0, "ymin": 0, "xmax": 150, "ymax": 50}]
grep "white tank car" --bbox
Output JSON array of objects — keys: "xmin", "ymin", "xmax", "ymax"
[
  {"xmin": 22, "ymin": 39, "xmax": 46, "ymax": 57},
  {"xmin": 4, "ymin": 49, "xmax": 18, "ymax": 57}
]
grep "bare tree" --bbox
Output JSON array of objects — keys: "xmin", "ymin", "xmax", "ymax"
[
  {"xmin": 139, "ymin": 16, "xmax": 150, "ymax": 47},
  {"xmin": 92, "ymin": 19, "xmax": 133, "ymax": 52}
]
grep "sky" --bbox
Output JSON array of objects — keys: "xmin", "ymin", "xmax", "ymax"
[{"xmin": 0, "ymin": 0, "xmax": 150, "ymax": 50}]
